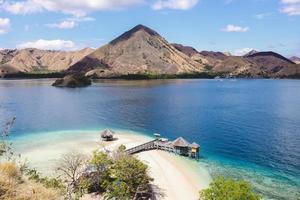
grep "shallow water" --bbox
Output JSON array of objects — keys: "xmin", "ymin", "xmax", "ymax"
[{"xmin": 0, "ymin": 79, "xmax": 299, "ymax": 199}]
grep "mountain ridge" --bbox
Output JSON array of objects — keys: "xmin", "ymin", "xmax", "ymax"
[{"xmin": 1, "ymin": 24, "xmax": 299, "ymax": 78}]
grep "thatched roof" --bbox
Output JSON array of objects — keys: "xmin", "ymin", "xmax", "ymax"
[
  {"xmin": 172, "ymin": 137, "xmax": 190, "ymax": 147},
  {"xmin": 190, "ymin": 142, "xmax": 200, "ymax": 148},
  {"xmin": 101, "ymin": 129, "xmax": 115, "ymax": 138}
]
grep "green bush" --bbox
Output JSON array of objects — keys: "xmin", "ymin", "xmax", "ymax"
[
  {"xmin": 110, "ymin": 155, "xmax": 152, "ymax": 197},
  {"xmin": 200, "ymin": 176, "xmax": 261, "ymax": 200}
]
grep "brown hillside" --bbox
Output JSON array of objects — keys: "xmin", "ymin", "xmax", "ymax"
[{"xmin": 69, "ymin": 25, "xmax": 204, "ymax": 78}]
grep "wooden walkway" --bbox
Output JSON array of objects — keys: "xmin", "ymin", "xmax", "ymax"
[{"xmin": 125, "ymin": 139, "xmax": 175, "ymax": 155}]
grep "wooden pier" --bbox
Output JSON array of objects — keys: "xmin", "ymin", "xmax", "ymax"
[{"xmin": 125, "ymin": 134, "xmax": 200, "ymax": 159}]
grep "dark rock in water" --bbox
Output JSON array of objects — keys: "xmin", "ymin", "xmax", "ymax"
[{"xmin": 52, "ymin": 74, "xmax": 91, "ymax": 88}]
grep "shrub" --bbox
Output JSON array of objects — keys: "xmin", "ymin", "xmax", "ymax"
[
  {"xmin": 200, "ymin": 176, "xmax": 261, "ymax": 200},
  {"xmin": 0, "ymin": 162, "xmax": 20, "ymax": 179},
  {"xmin": 26, "ymin": 168, "xmax": 65, "ymax": 191},
  {"xmin": 105, "ymin": 180, "xmax": 131, "ymax": 200},
  {"xmin": 111, "ymin": 155, "xmax": 152, "ymax": 197},
  {"xmin": 88, "ymin": 150, "xmax": 113, "ymax": 192}
]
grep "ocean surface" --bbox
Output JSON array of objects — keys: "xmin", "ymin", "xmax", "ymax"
[{"xmin": 0, "ymin": 79, "xmax": 299, "ymax": 199}]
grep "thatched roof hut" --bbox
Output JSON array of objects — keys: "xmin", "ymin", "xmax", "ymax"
[
  {"xmin": 190, "ymin": 142, "xmax": 200, "ymax": 149},
  {"xmin": 172, "ymin": 137, "xmax": 190, "ymax": 147},
  {"xmin": 172, "ymin": 137, "xmax": 190, "ymax": 156},
  {"xmin": 100, "ymin": 129, "xmax": 115, "ymax": 141}
]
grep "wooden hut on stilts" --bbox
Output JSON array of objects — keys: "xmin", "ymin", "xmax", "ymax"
[
  {"xmin": 190, "ymin": 142, "xmax": 200, "ymax": 159},
  {"xmin": 172, "ymin": 137, "xmax": 191, "ymax": 156}
]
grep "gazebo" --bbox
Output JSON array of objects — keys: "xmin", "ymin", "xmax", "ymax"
[
  {"xmin": 190, "ymin": 142, "xmax": 200, "ymax": 158},
  {"xmin": 100, "ymin": 129, "xmax": 115, "ymax": 141},
  {"xmin": 172, "ymin": 137, "xmax": 191, "ymax": 156}
]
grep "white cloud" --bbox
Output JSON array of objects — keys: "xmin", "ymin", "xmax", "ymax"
[
  {"xmin": 46, "ymin": 16, "xmax": 95, "ymax": 29},
  {"xmin": 281, "ymin": 0, "xmax": 300, "ymax": 3},
  {"xmin": 233, "ymin": 48, "xmax": 258, "ymax": 56},
  {"xmin": 152, "ymin": 0, "xmax": 199, "ymax": 10},
  {"xmin": 1, "ymin": 0, "xmax": 43, "ymax": 14},
  {"xmin": 221, "ymin": 24, "xmax": 249, "ymax": 32},
  {"xmin": 46, "ymin": 20, "xmax": 76, "ymax": 29},
  {"xmin": 254, "ymin": 12, "xmax": 272, "ymax": 19},
  {"xmin": 1, "ymin": 0, "xmax": 144, "ymax": 16},
  {"xmin": 0, "ymin": 18, "xmax": 10, "ymax": 34},
  {"xmin": 17, "ymin": 39, "xmax": 77, "ymax": 50},
  {"xmin": 66, "ymin": 16, "xmax": 95, "ymax": 22},
  {"xmin": 280, "ymin": 0, "xmax": 300, "ymax": 15}
]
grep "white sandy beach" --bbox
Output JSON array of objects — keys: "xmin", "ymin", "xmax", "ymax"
[{"xmin": 14, "ymin": 130, "xmax": 211, "ymax": 200}]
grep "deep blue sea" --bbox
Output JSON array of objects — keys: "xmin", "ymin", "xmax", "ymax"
[{"xmin": 0, "ymin": 79, "xmax": 299, "ymax": 199}]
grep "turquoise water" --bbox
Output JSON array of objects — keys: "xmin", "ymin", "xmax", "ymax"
[{"xmin": 0, "ymin": 79, "xmax": 299, "ymax": 199}]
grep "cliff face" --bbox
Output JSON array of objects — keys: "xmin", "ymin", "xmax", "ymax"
[{"xmin": 68, "ymin": 25, "xmax": 204, "ymax": 78}]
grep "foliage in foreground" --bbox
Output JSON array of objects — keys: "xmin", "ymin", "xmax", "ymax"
[
  {"xmin": 200, "ymin": 176, "xmax": 261, "ymax": 200},
  {"xmin": 55, "ymin": 147, "xmax": 152, "ymax": 200},
  {"xmin": 0, "ymin": 162, "xmax": 61, "ymax": 200},
  {"xmin": 26, "ymin": 168, "xmax": 65, "ymax": 191},
  {"xmin": 0, "ymin": 118, "xmax": 64, "ymax": 200}
]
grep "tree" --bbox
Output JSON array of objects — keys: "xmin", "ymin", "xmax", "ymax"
[
  {"xmin": 88, "ymin": 150, "xmax": 113, "ymax": 192},
  {"xmin": 108, "ymin": 155, "xmax": 152, "ymax": 198},
  {"xmin": 112, "ymin": 145, "xmax": 127, "ymax": 160},
  {"xmin": 56, "ymin": 152, "xmax": 87, "ymax": 199},
  {"xmin": 200, "ymin": 176, "xmax": 261, "ymax": 200},
  {"xmin": 117, "ymin": 145, "xmax": 126, "ymax": 153},
  {"xmin": 105, "ymin": 180, "xmax": 131, "ymax": 200}
]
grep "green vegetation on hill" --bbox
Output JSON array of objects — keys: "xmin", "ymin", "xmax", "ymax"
[
  {"xmin": 115, "ymin": 72, "xmax": 225, "ymax": 80},
  {"xmin": 3, "ymin": 72, "xmax": 65, "ymax": 79}
]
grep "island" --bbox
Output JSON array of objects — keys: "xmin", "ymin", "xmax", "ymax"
[{"xmin": 52, "ymin": 74, "xmax": 92, "ymax": 88}]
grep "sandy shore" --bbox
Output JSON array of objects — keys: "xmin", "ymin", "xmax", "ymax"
[{"xmin": 14, "ymin": 130, "xmax": 211, "ymax": 200}]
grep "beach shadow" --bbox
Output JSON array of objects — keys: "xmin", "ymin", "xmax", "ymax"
[
  {"xmin": 151, "ymin": 184, "xmax": 166, "ymax": 199},
  {"xmin": 101, "ymin": 137, "xmax": 119, "ymax": 142}
]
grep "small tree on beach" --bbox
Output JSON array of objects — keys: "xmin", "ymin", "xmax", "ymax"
[
  {"xmin": 89, "ymin": 150, "xmax": 113, "ymax": 192},
  {"xmin": 56, "ymin": 152, "xmax": 87, "ymax": 199},
  {"xmin": 107, "ymin": 154, "xmax": 152, "ymax": 198},
  {"xmin": 199, "ymin": 176, "xmax": 261, "ymax": 200}
]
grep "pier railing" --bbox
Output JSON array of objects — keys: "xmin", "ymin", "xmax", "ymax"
[
  {"xmin": 125, "ymin": 139, "xmax": 158, "ymax": 155},
  {"xmin": 125, "ymin": 139, "xmax": 175, "ymax": 155}
]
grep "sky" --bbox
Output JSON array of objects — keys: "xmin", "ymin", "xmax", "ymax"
[{"xmin": 0, "ymin": 0, "xmax": 299, "ymax": 57}]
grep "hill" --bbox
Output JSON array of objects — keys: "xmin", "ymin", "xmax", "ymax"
[
  {"xmin": 68, "ymin": 25, "xmax": 204, "ymax": 78},
  {"xmin": 0, "ymin": 48, "xmax": 94, "ymax": 77},
  {"xmin": 173, "ymin": 43, "xmax": 299, "ymax": 78}
]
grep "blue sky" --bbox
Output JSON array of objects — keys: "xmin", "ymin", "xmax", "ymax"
[{"xmin": 0, "ymin": 0, "xmax": 299, "ymax": 57}]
